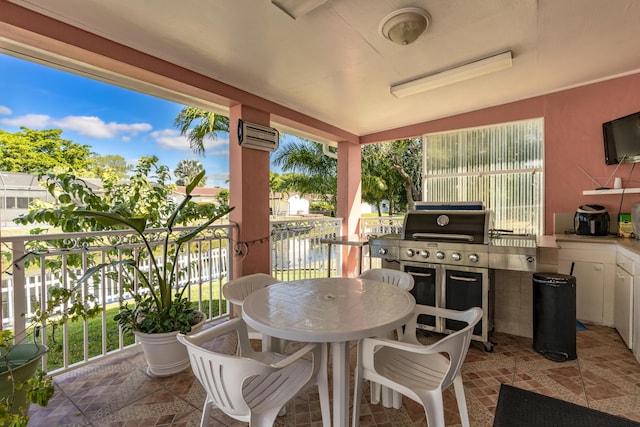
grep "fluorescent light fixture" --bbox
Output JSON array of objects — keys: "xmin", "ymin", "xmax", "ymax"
[
  {"xmin": 272, "ymin": 0, "xmax": 328, "ymax": 19},
  {"xmin": 390, "ymin": 51, "xmax": 513, "ymax": 98}
]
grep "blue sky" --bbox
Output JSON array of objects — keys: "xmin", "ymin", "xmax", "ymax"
[{"xmin": 0, "ymin": 53, "xmax": 288, "ymax": 187}]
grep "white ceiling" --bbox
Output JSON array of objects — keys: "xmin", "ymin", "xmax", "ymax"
[{"xmin": 7, "ymin": 0, "xmax": 640, "ymax": 138}]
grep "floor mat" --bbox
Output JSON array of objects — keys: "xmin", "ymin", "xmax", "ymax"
[{"xmin": 493, "ymin": 384, "xmax": 640, "ymax": 427}]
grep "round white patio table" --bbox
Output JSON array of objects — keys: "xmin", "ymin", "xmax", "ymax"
[{"xmin": 242, "ymin": 277, "xmax": 416, "ymax": 427}]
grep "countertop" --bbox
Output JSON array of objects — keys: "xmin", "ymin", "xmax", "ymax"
[{"xmin": 553, "ymin": 233, "xmax": 640, "ymax": 257}]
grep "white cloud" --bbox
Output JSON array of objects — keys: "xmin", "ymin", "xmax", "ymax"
[
  {"xmin": 150, "ymin": 129, "xmax": 190, "ymax": 150},
  {"xmin": 0, "ymin": 105, "xmax": 12, "ymax": 115},
  {"xmin": 53, "ymin": 116, "xmax": 151, "ymax": 138},
  {"xmin": 151, "ymin": 128, "xmax": 229, "ymax": 151},
  {"xmin": 0, "ymin": 114, "xmax": 51, "ymax": 128},
  {"xmin": 0, "ymin": 113, "xmax": 152, "ymax": 139}
]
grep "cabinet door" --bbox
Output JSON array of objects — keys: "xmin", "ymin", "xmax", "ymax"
[
  {"xmin": 634, "ymin": 274, "xmax": 640, "ymax": 362},
  {"xmin": 614, "ymin": 266, "xmax": 633, "ymax": 348},
  {"xmin": 559, "ymin": 260, "xmax": 604, "ymax": 323}
]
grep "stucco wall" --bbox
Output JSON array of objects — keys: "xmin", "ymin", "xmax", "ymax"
[{"xmin": 372, "ymin": 72, "xmax": 640, "ymax": 235}]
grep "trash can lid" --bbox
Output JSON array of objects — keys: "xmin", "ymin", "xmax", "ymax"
[{"xmin": 533, "ymin": 272, "xmax": 576, "ymax": 284}]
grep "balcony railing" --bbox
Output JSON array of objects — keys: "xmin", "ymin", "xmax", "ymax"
[
  {"xmin": 0, "ymin": 216, "xmax": 401, "ymax": 374},
  {"xmin": 271, "ymin": 217, "xmax": 342, "ymax": 279},
  {"xmin": 360, "ymin": 216, "xmax": 404, "ymax": 237},
  {"xmin": 1, "ymin": 223, "xmax": 236, "ymax": 373}
]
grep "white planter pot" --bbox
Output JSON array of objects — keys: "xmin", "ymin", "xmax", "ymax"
[{"xmin": 134, "ymin": 311, "xmax": 206, "ymax": 377}]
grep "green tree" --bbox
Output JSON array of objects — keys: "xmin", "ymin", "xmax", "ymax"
[
  {"xmin": 361, "ymin": 166, "xmax": 388, "ymax": 216},
  {"xmin": 388, "ymin": 138, "xmax": 422, "ymax": 210},
  {"xmin": 174, "ymin": 107, "xmax": 229, "ymax": 156},
  {"xmin": 15, "ymin": 156, "xmax": 179, "ymax": 231},
  {"xmin": 272, "ymin": 140, "xmax": 338, "ymax": 212},
  {"xmin": 0, "ymin": 127, "xmax": 93, "ymax": 173},
  {"xmin": 87, "ymin": 154, "xmax": 131, "ymax": 180},
  {"xmin": 175, "ymin": 159, "xmax": 206, "ymax": 187},
  {"xmin": 216, "ymin": 188, "xmax": 229, "ymax": 206},
  {"xmin": 362, "ymin": 139, "xmax": 422, "ymax": 213}
]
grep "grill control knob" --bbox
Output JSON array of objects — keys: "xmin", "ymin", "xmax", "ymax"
[
  {"xmin": 468, "ymin": 253, "xmax": 479, "ymax": 263},
  {"xmin": 378, "ymin": 248, "xmax": 388, "ymax": 256},
  {"xmin": 406, "ymin": 249, "xmax": 415, "ymax": 257},
  {"xmin": 435, "ymin": 251, "xmax": 445, "ymax": 260},
  {"xmin": 451, "ymin": 252, "xmax": 462, "ymax": 261},
  {"xmin": 419, "ymin": 250, "xmax": 429, "ymax": 258}
]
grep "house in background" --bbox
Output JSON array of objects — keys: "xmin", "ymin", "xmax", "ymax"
[
  {"xmin": 270, "ymin": 192, "xmax": 313, "ymax": 217},
  {"xmin": 287, "ymin": 194, "xmax": 309, "ymax": 216},
  {"xmin": 0, "ymin": 172, "xmax": 49, "ymax": 227},
  {"xmin": 361, "ymin": 201, "xmax": 390, "ymax": 215},
  {"xmin": 0, "ymin": 172, "xmax": 105, "ymax": 228},
  {"xmin": 172, "ymin": 186, "xmax": 225, "ymax": 205}
]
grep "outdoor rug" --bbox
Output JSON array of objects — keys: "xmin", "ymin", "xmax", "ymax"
[{"xmin": 492, "ymin": 384, "xmax": 640, "ymax": 427}]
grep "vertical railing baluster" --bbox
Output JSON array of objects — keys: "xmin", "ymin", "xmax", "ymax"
[{"xmin": 11, "ymin": 240, "xmax": 26, "ymax": 342}]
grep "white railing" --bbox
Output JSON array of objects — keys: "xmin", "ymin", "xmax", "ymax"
[
  {"xmin": 1, "ymin": 224, "xmax": 235, "ymax": 373},
  {"xmin": 360, "ymin": 216, "xmax": 404, "ymax": 269},
  {"xmin": 271, "ymin": 217, "xmax": 342, "ymax": 279},
  {"xmin": 360, "ymin": 216, "xmax": 404, "ymax": 237},
  {"xmin": 0, "ymin": 216, "xmax": 398, "ymax": 374}
]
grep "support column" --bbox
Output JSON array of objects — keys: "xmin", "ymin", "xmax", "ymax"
[
  {"xmin": 336, "ymin": 141, "xmax": 362, "ymax": 277},
  {"xmin": 229, "ymin": 104, "xmax": 271, "ymax": 278}
]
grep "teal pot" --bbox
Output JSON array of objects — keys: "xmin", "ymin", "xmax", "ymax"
[
  {"xmin": 0, "ymin": 344, "xmax": 48, "ymax": 421},
  {"xmin": 134, "ymin": 311, "xmax": 206, "ymax": 377}
]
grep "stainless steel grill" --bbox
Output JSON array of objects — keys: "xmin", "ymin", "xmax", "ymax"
[{"xmin": 369, "ymin": 208, "xmax": 537, "ymax": 352}]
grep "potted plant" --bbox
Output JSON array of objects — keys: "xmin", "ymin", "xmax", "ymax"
[
  {"xmin": 72, "ymin": 170, "xmax": 233, "ymax": 376},
  {"xmin": 0, "ymin": 330, "xmax": 54, "ymax": 427},
  {"xmin": 0, "ymin": 252, "xmax": 99, "ymax": 426}
]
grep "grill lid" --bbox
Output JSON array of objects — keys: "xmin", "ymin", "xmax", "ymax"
[{"xmin": 401, "ymin": 210, "xmax": 491, "ymax": 244}]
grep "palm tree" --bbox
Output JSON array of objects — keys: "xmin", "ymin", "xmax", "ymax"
[
  {"xmin": 174, "ymin": 107, "xmax": 229, "ymax": 156},
  {"xmin": 272, "ymin": 140, "xmax": 338, "ymax": 211},
  {"xmin": 175, "ymin": 159, "xmax": 206, "ymax": 187}
]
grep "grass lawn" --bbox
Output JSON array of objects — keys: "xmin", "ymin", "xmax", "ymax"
[{"xmin": 37, "ymin": 292, "xmax": 225, "ymax": 372}]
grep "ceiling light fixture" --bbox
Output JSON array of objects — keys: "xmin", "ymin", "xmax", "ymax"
[
  {"xmin": 272, "ymin": 0, "xmax": 328, "ymax": 19},
  {"xmin": 390, "ymin": 51, "xmax": 514, "ymax": 98},
  {"xmin": 379, "ymin": 7, "xmax": 431, "ymax": 45}
]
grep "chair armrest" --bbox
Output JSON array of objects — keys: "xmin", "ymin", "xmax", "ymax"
[
  {"xmin": 362, "ymin": 336, "xmax": 424, "ymax": 354},
  {"xmin": 179, "ymin": 318, "xmax": 240, "ymax": 345},
  {"xmin": 270, "ymin": 343, "xmax": 318, "ymax": 368},
  {"xmin": 402, "ymin": 305, "xmax": 481, "ymax": 344}
]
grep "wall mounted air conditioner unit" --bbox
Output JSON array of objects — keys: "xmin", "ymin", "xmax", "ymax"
[{"xmin": 237, "ymin": 120, "xmax": 279, "ymax": 152}]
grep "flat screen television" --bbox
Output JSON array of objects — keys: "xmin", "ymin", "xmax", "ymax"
[{"xmin": 603, "ymin": 111, "xmax": 640, "ymax": 165}]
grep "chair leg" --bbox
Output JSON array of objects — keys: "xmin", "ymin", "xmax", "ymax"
[
  {"xmin": 252, "ymin": 411, "xmax": 280, "ymax": 427},
  {"xmin": 423, "ymin": 392, "xmax": 446, "ymax": 427},
  {"xmin": 392, "ymin": 390, "xmax": 402, "ymax": 409},
  {"xmin": 453, "ymin": 374, "xmax": 470, "ymax": 427},
  {"xmin": 370, "ymin": 381, "xmax": 381, "ymax": 404},
  {"xmin": 200, "ymin": 400, "xmax": 213, "ymax": 427}
]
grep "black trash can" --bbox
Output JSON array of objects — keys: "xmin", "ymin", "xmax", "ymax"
[{"xmin": 532, "ymin": 272, "xmax": 577, "ymax": 362}]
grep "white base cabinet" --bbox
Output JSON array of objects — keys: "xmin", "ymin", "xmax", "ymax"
[
  {"xmin": 557, "ymin": 242, "xmax": 616, "ymax": 326},
  {"xmin": 634, "ymin": 276, "xmax": 640, "ymax": 362},
  {"xmin": 614, "ymin": 264, "xmax": 633, "ymax": 349}
]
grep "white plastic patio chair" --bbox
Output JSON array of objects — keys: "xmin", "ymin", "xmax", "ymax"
[
  {"xmin": 222, "ymin": 273, "xmax": 279, "ymax": 350},
  {"xmin": 352, "ymin": 306, "xmax": 483, "ymax": 427},
  {"xmin": 359, "ymin": 268, "xmax": 415, "ymax": 292},
  {"xmin": 177, "ymin": 318, "xmax": 331, "ymax": 427},
  {"xmin": 359, "ymin": 267, "xmax": 415, "ymax": 403}
]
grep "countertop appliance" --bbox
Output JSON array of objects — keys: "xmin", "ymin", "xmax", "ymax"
[
  {"xmin": 368, "ymin": 207, "xmax": 538, "ymax": 352},
  {"xmin": 574, "ymin": 204, "xmax": 610, "ymax": 236}
]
